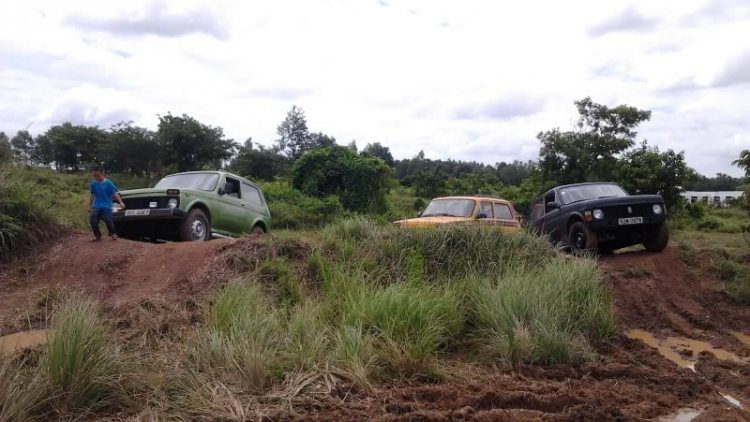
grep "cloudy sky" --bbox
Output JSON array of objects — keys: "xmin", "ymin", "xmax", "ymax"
[{"xmin": 1, "ymin": 0, "xmax": 749, "ymax": 176}]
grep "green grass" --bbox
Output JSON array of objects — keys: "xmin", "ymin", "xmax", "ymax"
[{"xmin": 674, "ymin": 230, "xmax": 750, "ymax": 303}]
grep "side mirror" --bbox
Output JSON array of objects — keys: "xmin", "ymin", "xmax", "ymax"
[
  {"xmin": 476, "ymin": 213, "xmax": 488, "ymax": 219},
  {"xmin": 218, "ymin": 187, "xmax": 226, "ymax": 195},
  {"xmin": 546, "ymin": 201, "xmax": 560, "ymax": 210}
]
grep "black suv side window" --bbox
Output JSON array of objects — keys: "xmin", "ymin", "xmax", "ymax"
[
  {"xmin": 241, "ymin": 183, "xmax": 263, "ymax": 206},
  {"xmin": 544, "ymin": 192, "xmax": 557, "ymax": 214},
  {"xmin": 224, "ymin": 177, "xmax": 241, "ymax": 198}
]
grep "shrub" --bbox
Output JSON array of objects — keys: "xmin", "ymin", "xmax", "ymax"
[
  {"xmin": 291, "ymin": 145, "xmax": 393, "ymax": 213},
  {"xmin": 260, "ymin": 181, "xmax": 345, "ymax": 229},
  {"xmin": 0, "ymin": 166, "xmax": 65, "ymax": 261}
]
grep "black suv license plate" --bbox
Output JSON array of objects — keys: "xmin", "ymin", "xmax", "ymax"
[{"xmin": 618, "ymin": 217, "xmax": 643, "ymax": 225}]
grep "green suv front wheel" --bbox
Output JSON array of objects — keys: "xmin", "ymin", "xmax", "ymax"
[{"xmin": 180, "ymin": 209, "xmax": 211, "ymax": 241}]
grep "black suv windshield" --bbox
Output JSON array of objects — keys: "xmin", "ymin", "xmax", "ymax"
[
  {"xmin": 155, "ymin": 173, "xmax": 219, "ymax": 191},
  {"xmin": 421, "ymin": 199, "xmax": 475, "ymax": 217},
  {"xmin": 559, "ymin": 184, "xmax": 628, "ymax": 205}
]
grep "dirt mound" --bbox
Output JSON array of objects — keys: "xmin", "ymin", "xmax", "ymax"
[
  {"xmin": 0, "ymin": 234, "xmax": 231, "ymax": 329},
  {"xmin": 2, "ymin": 237, "xmax": 750, "ymax": 420}
]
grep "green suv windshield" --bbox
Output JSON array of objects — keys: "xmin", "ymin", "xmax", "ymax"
[{"xmin": 154, "ymin": 173, "xmax": 219, "ymax": 191}]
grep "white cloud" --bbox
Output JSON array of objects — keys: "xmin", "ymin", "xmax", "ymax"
[
  {"xmin": 34, "ymin": 84, "xmax": 153, "ymax": 129},
  {"xmin": 0, "ymin": 0, "xmax": 748, "ymax": 176},
  {"xmin": 589, "ymin": 5, "xmax": 659, "ymax": 37}
]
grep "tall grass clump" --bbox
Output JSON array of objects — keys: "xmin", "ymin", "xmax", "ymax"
[
  {"xmin": 282, "ymin": 301, "xmax": 329, "ymax": 371},
  {"xmin": 464, "ymin": 259, "xmax": 615, "ymax": 365},
  {"xmin": 339, "ymin": 282, "xmax": 463, "ymax": 375},
  {"xmin": 332, "ymin": 325, "xmax": 378, "ymax": 389},
  {"xmin": 194, "ymin": 279, "xmax": 282, "ymax": 392},
  {"xmin": 44, "ymin": 294, "xmax": 124, "ymax": 413},
  {"xmin": 0, "ymin": 356, "xmax": 46, "ymax": 421},
  {"xmin": 323, "ymin": 218, "xmax": 557, "ymax": 282}
]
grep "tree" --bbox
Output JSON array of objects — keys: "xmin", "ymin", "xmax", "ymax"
[
  {"xmin": 291, "ymin": 145, "xmax": 393, "ymax": 213},
  {"xmin": 0, "ymin": 132, "xmax": 12, "ymax": 164},
  {"xmin": 31, "ymin": 134, "xmax": 54, "ymax": 167},
  {"xmin": 276, "ymin": 106, "xmax": 314, "ymax": 159},
  {"xmin": 684, "ymin": 173, "xmax": 744, "ymax": 191},
  {"xmin": 538, "ymin": 97, "xmax": 651, "ymax": 185},
  {"xmin": 229, "ymin": 139, "xmax": 290, "ymax": 181},
  {"xmin": 46, "ymin": 123, "xmax": 107, "ymax": 171},
  {"xmin": 104, "ymin": 122, "xmax": 162, "ymax": 177},
  {"xmin": 157, "ymin": 113, "xmax": 237, "ymax": 172},
  {"xmin": 309, "ymin": 132, "xmax": 336, "ymax": 149},
  {"xmin": 362, "ymin": 142, "xmax": 395, "ymax": 167},
  {"xmin": 10, "ymin": 130, "xmax": 34, "ymax": 164},
  {"xmin": 733, "ymin": 150, "xmax": 750, "ymax": 177},
  {"xmin": 616, "ymin": 141, "xmax": 699, "ymax": 209},
  {"xmin": 410, "ymin": 168, "xmax": 448, "ymax": 198},
  {"xmin": 496, "ymin": 160, "xmax": 535, "ymax": 186}
]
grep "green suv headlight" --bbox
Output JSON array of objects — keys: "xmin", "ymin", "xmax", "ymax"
[{"xmin": 168, "ymin": 198, "xmax": 179, "ymax": 208}]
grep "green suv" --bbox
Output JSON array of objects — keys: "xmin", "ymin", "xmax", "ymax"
[{"xmin": 113, "ymin": 171, "xmax": 271, "ymax": 241}]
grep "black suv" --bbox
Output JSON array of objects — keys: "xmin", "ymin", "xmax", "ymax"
[{"xmin": 528, "ymin": 182, "xmax": 669, "ymax": 255}]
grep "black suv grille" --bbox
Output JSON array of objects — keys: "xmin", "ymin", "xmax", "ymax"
[
  {"xmin": 601, "ymin": 204, "xmax": 650, "ymax": 219},
  {"xmin": 123, "ymin": 197, "xmax": 173, "ymax": 209}
]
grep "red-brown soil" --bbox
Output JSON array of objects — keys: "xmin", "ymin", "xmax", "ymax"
[{"xmin": 1, "ymin": 236, "xmax": 749, "ymax": 421}]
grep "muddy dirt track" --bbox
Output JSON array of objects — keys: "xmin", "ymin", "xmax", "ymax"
[{"xmin": 1, "ymin": 235, "xmax": 749, "ymax": 421}]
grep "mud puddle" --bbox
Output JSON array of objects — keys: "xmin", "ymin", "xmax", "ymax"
[
  {"xmin": 627, "ymin": 329, "xmax": 746, "ymax": 370},
  {"xmin": 730, "ymin": 330, "xmax": 750, "ymax": 346},
  {"xmin": 0, "ymin": 330, "xmax": 53, "ymax": 354},
  {"xmin": 658, "ymin": 408, "xmax": 702, "ymax": 422}
]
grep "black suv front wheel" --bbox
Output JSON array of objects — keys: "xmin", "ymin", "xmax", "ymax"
[
  {"xmin": 180, "ymin": 209, "xmax": 211, "ymax": 241},
  {"xmin": 569, "ymin": 221, "xmax": 598, "ymax": 256},
  {"xmin": 643, "ymin": 223, "xmax": 669, "ymax": 252}
]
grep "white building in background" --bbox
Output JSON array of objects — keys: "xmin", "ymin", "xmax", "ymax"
[{"xmin": 681, "ymin": 191, "xmax": 745, "ymax": 206}]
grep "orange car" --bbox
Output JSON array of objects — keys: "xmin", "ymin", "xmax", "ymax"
[{"xmin": 393, "ymin": 195, "xmax": 521, "ymax": 229}]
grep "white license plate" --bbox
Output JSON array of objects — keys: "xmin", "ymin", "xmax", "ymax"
[
  {"xmin": 618, "ymin": 217, "xmax": 643, "ymax": 225},
  {"xmin": 125, "ymin": 209, "xmax": 150, "ymax": 216}
]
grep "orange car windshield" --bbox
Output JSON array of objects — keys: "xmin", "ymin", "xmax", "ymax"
[{"xmin": 421, "ymin": 199, "xmax": 475, "ymax": 217}]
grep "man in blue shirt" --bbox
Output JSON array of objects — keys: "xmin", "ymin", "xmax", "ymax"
[{"xmin": 89, "ymin": 167, "xmax": 125, "ymax": 241}]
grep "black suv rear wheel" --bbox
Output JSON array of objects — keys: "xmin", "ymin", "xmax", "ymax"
[
  {"xmin": 569, "ymin": 221, "xmax": 598, "ymax": 256},
  {"xmin": 643, "ymin": 223, "xmax": 669, "ymax": 252}
]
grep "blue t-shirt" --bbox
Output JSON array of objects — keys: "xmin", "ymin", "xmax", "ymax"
[{"xmin": 90, "ymin": 179, "xmax": 118, "ymax": 209}]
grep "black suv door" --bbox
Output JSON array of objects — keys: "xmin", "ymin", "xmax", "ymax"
[{"xmin": 541, "ymin": 191, "xmax": 563, "ymax": 242}]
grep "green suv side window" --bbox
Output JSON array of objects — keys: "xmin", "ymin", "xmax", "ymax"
[{"xmin": 241, "ymin": 183, "xmax": 263, "ymax": 206}]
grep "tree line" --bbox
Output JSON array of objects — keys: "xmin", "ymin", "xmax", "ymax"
[{"xmin": 1, "ymin": 98, "xmax": 748, "ymax": 215}]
